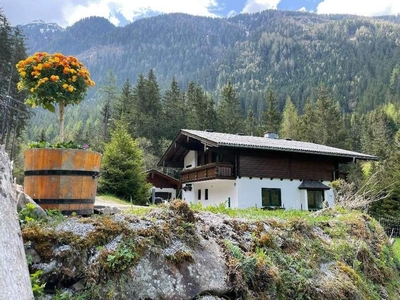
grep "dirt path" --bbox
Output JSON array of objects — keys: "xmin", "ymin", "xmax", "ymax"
[{"xmin": 94, "ymin": 196, "xmax": 133, "ymax": 211}]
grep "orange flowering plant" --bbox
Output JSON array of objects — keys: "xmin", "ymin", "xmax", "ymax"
[{"xmin": 16, "ymin": 52, "xmax": 95, "ymax": 142}]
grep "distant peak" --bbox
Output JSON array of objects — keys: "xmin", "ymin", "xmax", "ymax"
[{"xmin": 29, "ymin": 20, "xmax": 46, "ymax": 24}]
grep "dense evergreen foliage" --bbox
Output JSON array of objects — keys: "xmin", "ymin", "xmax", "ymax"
[
  {"xmin": 0, "ymin": 9, "xmax": 29, "ymax": 160},
  {"xmin": 18, "ymin": 10, "xmax": 400, "ymax": 115},
  {"xmin": 98, "ymin": 121, "xmax": 150, "ymax": 204}
]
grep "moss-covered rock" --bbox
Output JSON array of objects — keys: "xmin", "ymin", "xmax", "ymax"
[{"xmin": 21, "ymin": 200, "xmax": 400, "ymax": 299}]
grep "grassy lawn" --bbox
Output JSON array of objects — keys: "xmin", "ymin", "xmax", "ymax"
[
  {"xmin": 393, "ymin": 238, "xmax": 400, "ymax": 260},
  {"xmin": 96, "ymin": 194, "xmax": 133, "ymax": 205},
  {"xmin": 96, "ymin": 195, "xmax": 358, "ymax": 223}
]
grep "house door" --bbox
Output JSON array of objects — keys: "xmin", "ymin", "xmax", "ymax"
[{"xmin": 307, "ymin": 190, "xmax": 324, "ymax": 210}]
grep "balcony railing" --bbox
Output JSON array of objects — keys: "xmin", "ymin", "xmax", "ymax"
[{"xmin": 180, "ymin": 163, "xmax": 235, "ymax": 183}]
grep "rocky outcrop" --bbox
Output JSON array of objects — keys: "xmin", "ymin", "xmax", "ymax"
[
  {"xmin": 21, "ymin": 200, "xmax": 400, "ymax": 299},
  {"xmin": 14, "ymin": 184, "xmax": 47, "ymax": 219},
  {"xmin": 0, "ymin": 146, "xmax": 33, "ymax": 300}
]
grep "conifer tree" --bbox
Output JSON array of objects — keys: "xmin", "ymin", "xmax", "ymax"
[
  {"xmin": 0, "ymin": 13, "xmax": 28, "ymax": 156},
  {"xmin": 114, "ymin": 78, "xmax": 134, "ymax": 124},
  {"xmin": 162, "ymin": 76, "xmax": 186, "ymax": 140},
  {"xmin": 99, "ymin": 70, "xmax": 119, "ymax": 144},
  {"xmin": 245, "ymin": 105, "xmax": 256, "ymax": 136},
  {"xmin": 217, "ymin": 80, "xmax": 243, "ymax": 133},
  {"xmin": 203, "ymin": 93, "xmax": 218, "ymax": 131},
  {"xmin": 297, "ymin": 99, "xmax": 319, "ymax": 143},
  {"xmin": 186, "ymin": 81, "xmax": 199, "ymax": 129},
  {"xmin": 186, "ymin": 81, "xmax": 217, "ymax": 130},
  {"xmin": 360, "ymin": 109, "xmax": 393, "ymax": 158},
  {"xmin": 262, "ymin": 88, "xmax": 281, "ymax": 134},
  {"xmin": 298, "ymin": 86, "xmax": 349, "ymax": 148},
  {"xmin": 132, "ymin": 70, "xmax": 162, "ymax": 153},
  {"xmin": 98, "ymin": 121, "xmax": 150, "ymax": 204},
  {"xmin": 279, "ymin": 96, "xmax": 299, "ymax": 139}
]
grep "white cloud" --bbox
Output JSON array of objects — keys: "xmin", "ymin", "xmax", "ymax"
[
  {"xmin": 241, "ymin": 0, "xmax": 281, "ymax": 14},
  {"xmin": 298, "ymin": 7, "xmax": 307, "ymax": 12},
  {"xmin": 317, "ymin": 0, "xmax": 400, "ymax": 16},
  {"xmin": 1, "ymin": 0, "xmax": 220, "ymax": 27},
  {"xmin": 66, "ymin": 0, "xmax": 220, "ymax": 26},
  {"xmin": 227, "ymin": 10, "xmax": 238, "ymax": 18}
]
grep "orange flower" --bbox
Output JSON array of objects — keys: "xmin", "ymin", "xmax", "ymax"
[
  {"xmin": 50, "ymin": 75, "xmax": 59, "ymax": 82},
  {"xmin": 16, "ymin": 52, "xmax": 95, "ymax": 114}
]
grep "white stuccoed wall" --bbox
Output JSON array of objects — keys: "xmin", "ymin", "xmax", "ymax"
[
  {"xmin": 235, "ymin": 177, "xmax": 334, "ymax": 210},
  {"xmin": 184, "ymin": 150, "xmax": 196, "ymax": 168},
  {"xmin": 182, "ymin": 177, "xmax": 334, "ymax": 210},
  {"xmin": 182, "ymin": 179, "xmax": 237, "ymax": 207},
  {"xmin": 182, "ymin": 187, "xmax": 195, "ymax": 203}
]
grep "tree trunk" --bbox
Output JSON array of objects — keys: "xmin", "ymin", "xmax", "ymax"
[
  {"xmin": 59, "ymin": 100, "xmax": 65, "ymax": 142},
  {"xmin": 0, "ymin": 145, "xmax": 33, "ymax": 300}
]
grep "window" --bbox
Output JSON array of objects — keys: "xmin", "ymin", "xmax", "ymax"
[
  {"xmin": 197, "ymin": 189, "xmax": 201, "ymax": 200},
  {"xmin": 307, "ymin": 190, "xmax": 324, "ymax": 210},
  {"xmin": 262, "ymin": 188, "xmax": 281, "ymax": 207},
  {"xmin": 205, "ymin": 189, "xmax": 209, "ymax": 200}
]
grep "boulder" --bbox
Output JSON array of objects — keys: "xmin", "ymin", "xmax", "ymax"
[
  {"xmin": 0, "ymin": 146, "xmax": 33, "ymax": 300},
  {"xmin": 16, "ymin": 189, "xmax": 47, "ymax": 219},
  {"xmin": 115, "ymin": 236, "xmax": 230, "ymax": 299}
]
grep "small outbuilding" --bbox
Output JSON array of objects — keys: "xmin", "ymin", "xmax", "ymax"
[{"xmin": 146, "ymin": 169, "xmax": 182, "ymax": 201}]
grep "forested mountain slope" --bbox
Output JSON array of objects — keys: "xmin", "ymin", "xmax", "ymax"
[
  {"xmin": 9, "ymin": 9, "xmax": 400, "ymax": 221},
  {"xmin": 18, "ymin": 10, "xmax": 400, "ymax": 114}
]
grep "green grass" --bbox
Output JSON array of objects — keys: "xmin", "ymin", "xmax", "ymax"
[
  {"xmin": 97, "ymin": 195, "xmax": 359, "ymax": 225},
  {"xmin": 392, "ymin": 238, "xmax": 400, "ymax": 260},
  {"xmin": 97, "ymin": 194, "xmax": 154, "ymax": 216},
  {"xmin": 189, "ymin": 201, "xmax": 339, "ymax": 223},
  {"xmin": 96, "ymin": 194, "xmax": 132, "ymax": 205}
]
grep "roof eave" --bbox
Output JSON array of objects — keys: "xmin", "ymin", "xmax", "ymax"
[{"xmin": 216, "ymin": 143, "xmax": 379, "ymax": 161}]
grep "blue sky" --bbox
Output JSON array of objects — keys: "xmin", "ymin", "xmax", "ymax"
[{"xmin": 1, "ymin": 0, "xmax": 400, "ymax": 27}]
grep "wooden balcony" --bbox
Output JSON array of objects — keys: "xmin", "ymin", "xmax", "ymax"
[{"xmin": 180, "ymin": 163, "xmax": 235, "ymax": 183}]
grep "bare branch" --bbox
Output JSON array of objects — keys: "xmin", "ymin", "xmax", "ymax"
[{"xmin": 332, "ymin": 174, "xmax": 392, "ymax": 210}]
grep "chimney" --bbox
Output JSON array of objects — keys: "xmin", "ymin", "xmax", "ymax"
[{"xmin": 264, "ymin": 132, "xmax": 279, "ymax": 139}]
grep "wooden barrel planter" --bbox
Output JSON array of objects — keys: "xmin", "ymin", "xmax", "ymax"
[{"xmin": 24, "ymin": 148, "xmax": 102, "ymax": 215}]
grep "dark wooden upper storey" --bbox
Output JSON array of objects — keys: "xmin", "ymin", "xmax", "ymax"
[
  {"xmin": 158, "ymin": 130, "xmax": 378, "ymax": 183},
  {"xmin": 146, "ymin": 169, "xmax": 182, "ymax": 190}
]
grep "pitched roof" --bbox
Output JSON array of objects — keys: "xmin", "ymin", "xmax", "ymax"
[
  {"xmin": 145, "ymin": 169, "xmax": 181, "ymax": 187},
  {"xmin": 180, "ymin": 129, "xmax": 377, "ymax": 160},
  {"xmin": 298, "ymin": 180, "xmax": 331, "ymax": 190}
]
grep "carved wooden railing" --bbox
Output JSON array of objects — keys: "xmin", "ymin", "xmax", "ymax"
[{"xmin": 180, "ymin": 163, "xmax": 234, "ymax": 183}]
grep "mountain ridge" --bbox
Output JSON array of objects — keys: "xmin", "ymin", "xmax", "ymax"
[{"xmin": 17, "ymin": 10, "xmax": 400, "ymax": 114}]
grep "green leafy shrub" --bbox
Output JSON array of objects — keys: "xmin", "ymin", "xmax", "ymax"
[
  {"xmin": 19, "ymin": 203, "xmax": 40, "ymax": 223},
  {"xmin": 28, "ymin": 140, "xmax": 87, "ymax": 149},
  {"xmin": 30, "ymin": 270, "xmax": 45, "ymax": 297}
]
